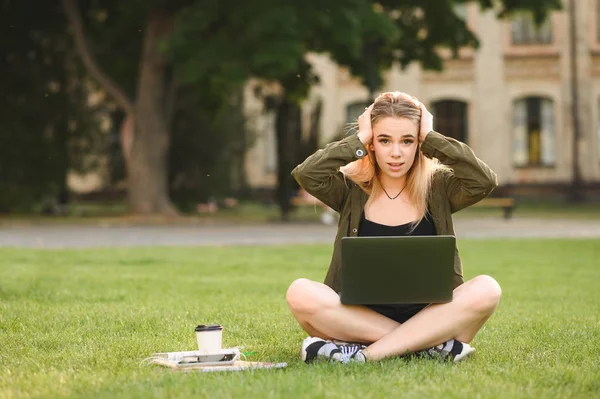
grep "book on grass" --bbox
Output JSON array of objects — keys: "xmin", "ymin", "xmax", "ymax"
[{"xmin": 145, "ymin": 348, "xmax": 287, "ymax": 372}]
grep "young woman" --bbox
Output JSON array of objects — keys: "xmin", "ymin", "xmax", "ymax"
[{"xmin": 287, "ymin": 92, "xmax": 502, "ymax": 364}]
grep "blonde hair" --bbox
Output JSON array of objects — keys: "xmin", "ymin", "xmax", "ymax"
[{"xmin": 340, "ymin": 92, "xmax": 447, "ymax": 227}]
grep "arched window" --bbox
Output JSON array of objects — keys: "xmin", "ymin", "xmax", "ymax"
[
  {"xmin": 512, "ymin": 97, "xmax": 556, "ymax": 167},
  {"xmin": 431, "ymin": 100, "xmax": 468, "ymax": 144}
]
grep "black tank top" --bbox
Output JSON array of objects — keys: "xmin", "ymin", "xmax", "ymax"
[{"xmin": 358, "ymin": 211, "xmax": 437, "ymax": 237}]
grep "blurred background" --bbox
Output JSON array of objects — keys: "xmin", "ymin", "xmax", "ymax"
[{"xmin": 1, "ymin": 0, "xmax": 599, "ymax": 224}]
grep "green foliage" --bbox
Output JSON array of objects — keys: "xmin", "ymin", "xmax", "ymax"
[
  {"xmin": 84, "ymin": 0, "xmax": 561, "ymax": 103},
  {"xmin": 167, "ymin": 0, "xmax": 561, "ymax": 100},
  {"xmin": 1, "ymin": 239, "xmax": 599, "ymax": 397},
  {"xmin": 494, "ymin": 0, "xmax": 563, "ymax": 24},
  {"xmin": 0, "ymin": 0, "xmax": 101, "ymax": 212},
  {"xmin": 168, "ymin": 0, "xmax": 396, "ymax": 104}
]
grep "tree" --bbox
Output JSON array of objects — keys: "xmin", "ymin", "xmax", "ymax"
[
  {"xmin": 63, "ymin": 0, "xmax": 349, "ymax": 215},
  {"xmin": 61, "ymin": 0, "xmax": 183, "ymax": 215}
]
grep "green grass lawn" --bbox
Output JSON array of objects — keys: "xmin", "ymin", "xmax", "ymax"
[{"xmin": 1, "ymin": 240, "xmax": 599, "ymax": 398}]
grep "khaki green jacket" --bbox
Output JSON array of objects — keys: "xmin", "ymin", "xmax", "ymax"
[{"xmin": 291, "ymin": 131, "xmax": 498, "ymax": 292}]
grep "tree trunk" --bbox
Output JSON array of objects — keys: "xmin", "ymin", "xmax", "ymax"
[
  {"xmin": 128, "ymin": 9, "xmax": 177, "ymax": 215},
  {"xmin": 128, "ymin": 119, "xmax": 175, "ymax": 214},
  {"xmin": 62, "ymin": 0, "xmax": 177, "ymax": 215},
  {"xmin": 275, "ymin": 97, "xmax": 301, "ymax": 221}
]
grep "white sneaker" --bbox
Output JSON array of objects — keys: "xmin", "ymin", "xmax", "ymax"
[
  {"xmin": 301, "ymin": 336, "xmax": 367, "ymax": 364},
  {"xmin": 453, "ymin": 342, "xmax": 476, "ymax": 363},
  {"xmin": 418, "ymin": 340, "xmax": 476, "ymax": 363},
  {"xmin": 301, "ymin": 337, "xmax": 327, "ymax": 363}
]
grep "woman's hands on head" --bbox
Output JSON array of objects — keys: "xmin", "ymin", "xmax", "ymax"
[{"xmin": 355, "ymin": 94, "xmax": 434, "ymax": 146}]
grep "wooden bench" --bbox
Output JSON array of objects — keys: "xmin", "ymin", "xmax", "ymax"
[
  {"xmin": 470, "ymin": 197, "xmax": 516, "ymax": 219},
  {"xmin": 291, "ymin": 189, "xmax": 330, "ymax": 210}
]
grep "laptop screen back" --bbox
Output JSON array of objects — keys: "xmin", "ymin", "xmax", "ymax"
[{"xmin": 340, "ymin": 235, "xmax": 455, "ymax": 305}]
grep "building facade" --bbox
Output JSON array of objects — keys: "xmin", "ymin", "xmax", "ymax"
[{"xmin": 244, "ymin": 0, "xmax": 600, "ymax": 194}]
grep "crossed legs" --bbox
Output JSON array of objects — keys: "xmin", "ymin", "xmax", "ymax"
[{"xmin": 286, "ymin": 275, "xmax": 501, "ymax": 361}]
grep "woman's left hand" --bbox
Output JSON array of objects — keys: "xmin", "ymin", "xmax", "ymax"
[{"xmin": 418, "ymin": 102, "xmax": 433, "ymax": 143}]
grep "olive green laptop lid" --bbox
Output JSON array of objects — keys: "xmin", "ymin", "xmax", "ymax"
[{"xmin": 340, "ymin": 236, "xmax": 455, "ymax": 305}]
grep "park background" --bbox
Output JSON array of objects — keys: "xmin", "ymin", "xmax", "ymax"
[{"xmin": 1, "ymin": 0, "xmax": 600, "ymax": 398}]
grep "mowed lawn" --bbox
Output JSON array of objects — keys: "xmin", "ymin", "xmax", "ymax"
[{"xmin": 1, "ymin": 240, "xmax": 599, "ymax": 398}]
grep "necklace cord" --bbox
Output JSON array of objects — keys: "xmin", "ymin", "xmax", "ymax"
[{"xmin": 381, "ymin": 184, "xmax": 406, "ymax": 200}]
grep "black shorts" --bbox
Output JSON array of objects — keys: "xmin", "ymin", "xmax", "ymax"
[{"xmin": 365, "ymin": 303, "xmax": 429, "ymax": 324}]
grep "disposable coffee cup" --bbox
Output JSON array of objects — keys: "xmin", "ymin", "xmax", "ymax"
[{"xmin": 195, "ymin": 324, "xmax": 223, "ymax": 354}]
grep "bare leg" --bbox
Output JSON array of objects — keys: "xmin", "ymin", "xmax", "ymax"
[
  {"xmin": 295, "ymin": 317, "xmax": 332, "ymax": 340},
  {"xmin": 455, "ymin": 313, "xmax": 494, "ymax": 344},
  {"xmin": 286, "ymin": 275, "xmax": 501, "ymax": 360}
]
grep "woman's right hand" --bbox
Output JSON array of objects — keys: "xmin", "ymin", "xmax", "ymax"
[{"xmin": 357, "ymin": 104, "xmax": 374, "ymax": 146}]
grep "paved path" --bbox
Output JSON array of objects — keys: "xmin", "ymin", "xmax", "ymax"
[{"xmin": 1, "ymin": 217, "xmax": 599, "ymax": 248}]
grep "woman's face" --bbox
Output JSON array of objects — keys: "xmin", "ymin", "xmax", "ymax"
[{"xmin": 370, "ymin": 116, "xmax": 419, "ymax": 179}]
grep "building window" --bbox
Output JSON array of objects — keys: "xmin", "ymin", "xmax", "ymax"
[
  {"xmin": 510, "ymin": 14, "xmax": 552, "ymax": 45},
  {"xmin": 346, "ymin": 101, "xmax": 370, "ymax": 124},
  {"xmin": 432, "ymin": 100, "xmax": 468, "ymax": 144},
  {"xmin": 512, "ymin": 97, "xmax": 556, "ymax": 167}
]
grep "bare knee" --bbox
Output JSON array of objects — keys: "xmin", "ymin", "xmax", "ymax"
[
  {"xmin": 286, "ymin": 278, "xmax": 336, "ymax": 315},
  {"xmin": 464, "ymin": 275, "xmax": 502, "ymax": 314},
  {"xmin": 286, "ymin": 278, "xmax": 317, "ymax": 313}
]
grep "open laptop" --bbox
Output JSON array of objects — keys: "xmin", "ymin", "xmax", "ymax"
[{"xmin": 340, "ymin": 235, "xmax": 456, "ymax": 305}]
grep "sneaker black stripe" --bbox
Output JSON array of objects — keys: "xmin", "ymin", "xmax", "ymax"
[
  {"xmin": 449, "ymin": 340, "xmax": 463, "ymax": 358},
  {"xmin": 329, "ymin": 348, "xmax": 341, "ymax": 360},
  {"xmin": 304, "ymin": 341, "xmax": 327, "ymax": 363}
]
